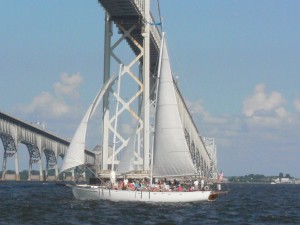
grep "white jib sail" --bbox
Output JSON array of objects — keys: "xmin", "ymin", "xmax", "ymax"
[
  {"xmin": 60, "ymin": 75, "xmax": 116, "ymax": 173},
  {"xmin": 116, "ymin": 133, "xmax": 136, "ymax": 175},
  {"xmin": 153, "ymin": 35, "xmax": 197, "ymax": 177}
]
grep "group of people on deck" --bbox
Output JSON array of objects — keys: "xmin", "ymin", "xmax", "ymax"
[{"xmin": 111, "ymin": 177, "xmax": 209, "ymax": 192}]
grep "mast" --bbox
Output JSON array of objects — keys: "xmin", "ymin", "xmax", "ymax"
[{"xmin": 143, "ymin": 0, "xmax": 151, "ymax": 172}]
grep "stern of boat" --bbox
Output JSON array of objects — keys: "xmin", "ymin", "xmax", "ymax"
[{"xmin": 208, "ymin": 191, "xmax": 218, "ymax": 201}]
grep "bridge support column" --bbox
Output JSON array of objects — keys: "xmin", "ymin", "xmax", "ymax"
[
  {"xmin": 100, "ymin": 2, "xmax": 153, "ymax": 174},
  {"xmin": 45, "ymin": 162, "xmax": 48, "ymax": 181},
  {"xmin": 1, "ymin": 153, "xmax": 7, "ymax": 181},
  {"xmin": 28, "ymin": 159, "xmax": 32, "ymax": 181},
  {"xmin": 54, "ymin": 163, "xmax": 59, "ymax": 181},
  {"xmin": 14, "ymin": 150, "xmax": 20, "ymax": 181},
  {"xmin": 39, "ymin": 158, "xmax": 43, "ymax": 181},
  {"xmin": 72, "ymin": 169, "xmax": 75, "ymax": 182}
]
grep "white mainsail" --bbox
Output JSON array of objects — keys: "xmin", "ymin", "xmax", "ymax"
[
  {"xmin": 60, "ymin": 75, "xmax": 116, "ymax": 173},
  {"xmin": 152, "ymin": 36, "xmax": 197, "ymax": 177}
]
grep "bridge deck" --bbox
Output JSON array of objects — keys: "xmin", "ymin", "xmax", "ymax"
[{"xmin": 0, "ymin": 110, "xmax": 94, "ymax": 157}]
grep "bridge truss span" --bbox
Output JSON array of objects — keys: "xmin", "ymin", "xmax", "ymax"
[{"xmin": 0, "ymin": 111, "xmax": 95, "ymax": 181}]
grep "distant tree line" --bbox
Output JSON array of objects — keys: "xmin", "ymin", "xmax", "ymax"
[
  {"xmin": 228, "ymin": 173, "xmax": 294, "ymax": 183},
  {"xmin": 279, "ymin": 172, "xmax": 291, "ymax": 179}
]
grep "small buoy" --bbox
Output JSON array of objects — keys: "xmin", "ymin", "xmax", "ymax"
[{"xmin": 204, "ymin": 186, "xmax": 209, "ymax": 191}]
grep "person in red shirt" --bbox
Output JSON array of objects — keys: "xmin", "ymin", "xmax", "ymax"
[{"xmin": 177, "ymin": 185, "xmax": 183, "ymax": 192}]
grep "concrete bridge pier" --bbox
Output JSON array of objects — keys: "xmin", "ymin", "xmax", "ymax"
[
  {"xmin": 28, "ymin": 137, "xmax": 44, "ymax": 181},
  {"xmin": 0, "ymin": 132, "xmax": 20, "ymax": 181},
  {"xmin": 52, "ymin": 162, "xmax": 59, "ymax": 181},
  {"xmin": 38, "ymin": 159, "xmax": 43, "ymax": 181},
  {"xmin": 14, "ymin": 150, "xmax": 20, "ymax": 181},
  {"xmin": 28, "ymin": 158, "xmax": 33, "ymax": 181},
  {"xmin": 27, "ymin": 158, "xmax": 43, "ymax": 181},
  {"xmin": 1, "ymin": 152, "xmax": 20, "ymax": 181}
]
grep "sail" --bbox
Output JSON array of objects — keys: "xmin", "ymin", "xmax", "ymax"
[
  {"xmin": 152, "ymin": 36, "xmax": 197, "ymax": 177},
  {"xmin": 116, "ymin": 134, "xmax": 136, "ymax": 175},
  {"xmin": 60, "ymin": 75, "xmax": 116, "ymax": 173}
]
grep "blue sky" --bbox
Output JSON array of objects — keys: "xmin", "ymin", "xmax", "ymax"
[{"xmin": 1, "ymin": 0, "xmax": 300, "ymax": 177}]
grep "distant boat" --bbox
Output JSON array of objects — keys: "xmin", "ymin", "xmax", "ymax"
[
  {"xmin": 60, "ymin": 33, "xmax": 220, "ymax": 203},
  {"xmin": 271, "ymin": 177, "xmax": 297, "ymax": 184}
]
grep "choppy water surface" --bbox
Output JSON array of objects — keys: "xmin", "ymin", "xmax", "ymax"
[{"xmin": 0, "ymin": 182, "xmax": 299, "ymax": 224}]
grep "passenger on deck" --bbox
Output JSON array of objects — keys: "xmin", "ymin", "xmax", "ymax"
[
  {"xmin": 119, "ymin": 180, "xmax": 124, "ymax": 190},
  {"xmin": 201, "ymin": 179, "xmax": 205, "ymax": 190},
  {"xmin": 124, "ymin": 178, "xmax": 128, "ymax": 189},
  {"xmin": 135, "ymin": 180, "xmax": 140, "ymax": 190},
  {"xmin": 127, "ymin": 181, "xmax": 133, "ymax": 190},
  {"xmin": 164, "ymin": 182, "xmax": 170, "ymax": 191},
  {"xmin": 177, "ymin": 185, "xmax": 183, "ymax": 192},
  {"xmin": 113, "ymin": 183, "xmax": 118, "ymax": 190},
  {"xmin": 194, "ymin": 180, "xmax": 199, "ymax": 191}
]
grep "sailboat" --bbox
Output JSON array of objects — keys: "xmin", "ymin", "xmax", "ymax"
[{"xmin": 60, "ymin": 33, "xmax": 219, "ymax": 202}]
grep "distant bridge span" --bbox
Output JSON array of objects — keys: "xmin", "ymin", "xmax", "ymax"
[{"xmin": 0, "ymin": 111, "xmax": 96, "ymax": 181}]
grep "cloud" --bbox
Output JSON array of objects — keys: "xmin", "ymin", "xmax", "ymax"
[
  {"xmin": 53, "ymin": 72, "xmax": 83, "ymax": 99},
  {"xmin": 185, "ymin": 84, "xmax": 300, "ymax": 177},
  {"xmin": 186, "ymin": 99, "xmax": 233, "ymax": 149},
  {"xmin": 20, "ymin": 72, "xmax": 83, "ymax": 118},
  {"xmin": 242, "ymin": 84, "xmax": 286, "ymax": 117},
  {"xmin": 187, "ymin": 100, "xmax": 226, "ymax": 125},
  {"xmin": 240, "ymin": 83, "xmax": 294, "ymax": 127},
  {"xmin": 22, "ymin": 92, "xmax": 70, "ymax": 117},
  {"xmin": 294, "ymin": 98, "xmax": 300, "ymax": 113}
]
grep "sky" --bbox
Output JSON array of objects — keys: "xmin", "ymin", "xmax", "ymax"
[{"xmin": 1, "ymin": 0, "xmax": 300, "ymax": 177}]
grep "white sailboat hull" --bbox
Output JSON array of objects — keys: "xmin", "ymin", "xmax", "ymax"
[{"xmin": 71, "ymin": 185, "xmax": 217, "ymax": 202}]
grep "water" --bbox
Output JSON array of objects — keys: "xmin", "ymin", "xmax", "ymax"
[{"xmin": 0, "ymin": 182, "xmax": 299, "ymax": 225}]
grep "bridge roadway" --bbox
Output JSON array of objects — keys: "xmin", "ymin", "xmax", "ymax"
[
  {"xmin": 0, "ymin": 110, "xmax": 96, "ymax": 181},
  {"xmin": 98, "ymin": 0, "xmax": 161, "ymax": 75}
]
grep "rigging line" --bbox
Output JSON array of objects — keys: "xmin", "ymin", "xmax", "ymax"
[{"xmin": 85, "ymin": 166, "xmax": 107, "ymax": 186}]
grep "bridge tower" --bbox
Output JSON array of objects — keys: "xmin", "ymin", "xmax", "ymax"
[{"xmin": 99, "ymin": 0, "xmax": 158, "ymax": 175}]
